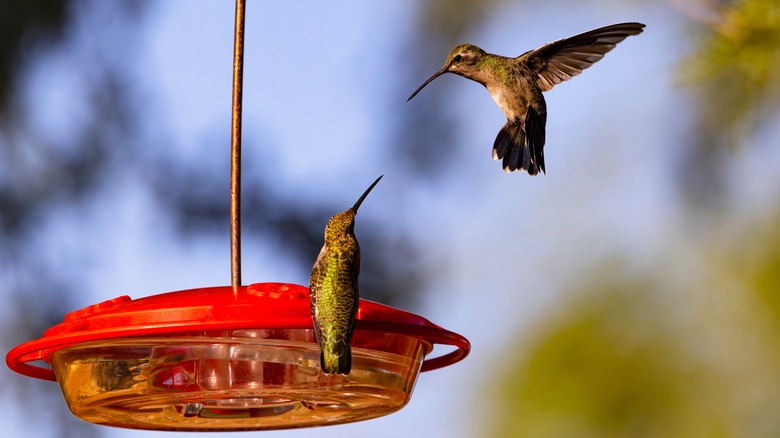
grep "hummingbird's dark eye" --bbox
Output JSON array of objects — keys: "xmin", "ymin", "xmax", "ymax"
[{"xmin": 453, "ymin": 54, "xmax": 462, "ymax": 62}]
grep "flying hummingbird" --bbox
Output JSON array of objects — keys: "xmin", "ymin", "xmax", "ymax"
[
  {"xmin": 407, "ymin": 22, "xmax": 645, "ymax": 175},
  {"xmin": 309, "ymin": 175, "xmax": 383, "ymax": 375}
]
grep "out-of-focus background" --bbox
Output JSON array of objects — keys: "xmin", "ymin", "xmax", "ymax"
[{"xmin": 2, "ymin": 0, "xmax": 779, "ymax": 437}]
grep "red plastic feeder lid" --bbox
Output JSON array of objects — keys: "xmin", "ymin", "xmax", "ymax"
[{"xmin": 6, "ymin": 282, "xmax": 470, "ymax": 381}]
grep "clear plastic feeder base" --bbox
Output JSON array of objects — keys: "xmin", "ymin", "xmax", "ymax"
[{"xmin": 51, "ymin": 331, "xmax": 425, "ymax": 430}]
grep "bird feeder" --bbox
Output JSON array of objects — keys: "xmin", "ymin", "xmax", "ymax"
[
  {"xmin": 6, "ymin": 282, "xmax": 468, "ymax": 430},
  {"xmin": 5, "ymin": 0, "xmax": 470, "ymax": 430}
]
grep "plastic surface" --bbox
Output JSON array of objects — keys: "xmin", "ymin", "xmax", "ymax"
[{"xmin": 6, "ymin": 283, "xmax": 470, "ymax": 430}]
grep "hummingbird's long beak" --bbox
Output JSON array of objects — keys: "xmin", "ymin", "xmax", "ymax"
[
  {"xmin": 406, "ymin": 68, "xmax": 448, "ymax": 102},
  {"xmin": 352, "ymin": 175, "xmax": 383, "ymax": 212}
]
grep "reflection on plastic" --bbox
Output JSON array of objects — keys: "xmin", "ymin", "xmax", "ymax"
[{"xmin": 51, "ymin": 329, "xmax": 426, "ymax": 430}]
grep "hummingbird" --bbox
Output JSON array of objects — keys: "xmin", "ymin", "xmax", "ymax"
[
  {"xmin": 407, "ymin": 22, "xmax": 645, "ymax": 175},
  {"xmin": 309, "ymin": 175, "xmax": 383, "ymax": 375}
]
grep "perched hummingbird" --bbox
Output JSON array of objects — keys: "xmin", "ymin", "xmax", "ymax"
[
  {"xmin": 407, "ymin": 22, "xmax": 645, "ymax": 175},
  {"xmin": 309, "ymin": 175, "xmax": 383, "ymax": 375}
]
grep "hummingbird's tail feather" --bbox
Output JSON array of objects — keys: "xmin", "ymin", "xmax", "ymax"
[
  {"xmin": 503, "ymin": 127, "xmax": 525, "ymax": 173},
  {"xmin": 492, "ymin": 121, "xmax": 515, "ymax": 162},
  {"xmin": 526, "ymin": 106, "xmax": 546, "ymax": 175},
  {"xmin": 493, "ymin": 115, "xmax": 545, "ymax": 175},
  {"xmin": 320, "ymin": 343, "xmax": 352, "ymax": 375},
  {"xmin": 492, "ymin": 122, "xmax": 526, "ymax": 173}
]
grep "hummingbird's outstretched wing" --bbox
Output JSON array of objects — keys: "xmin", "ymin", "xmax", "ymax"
[{"xmin": 519, "ymin": 22, "xmax": 645, "ymax": 92}]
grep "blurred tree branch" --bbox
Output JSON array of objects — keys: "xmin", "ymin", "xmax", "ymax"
[{"xmin": 0, "ymin": 0, "xmax": 69, "ymax": 116}]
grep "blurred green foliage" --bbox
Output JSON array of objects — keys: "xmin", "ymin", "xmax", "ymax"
[
  {"xmin": 487, "ymin": 214, "xmax": 780, "ymax": 437},
  {"xmin": 681, "ymin": 0, "xmax": 780, "ymax": 127},
  {"xmin": 748, "ymin": 225, "xmax": 780, "ymax": 329},
  {"xmin": 678, "ymin": 0, "xmax": 780, "ymax": 206},
  {"xmin": 489, "ymin": 275, "xmax": 715, "ymax": 437}
]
